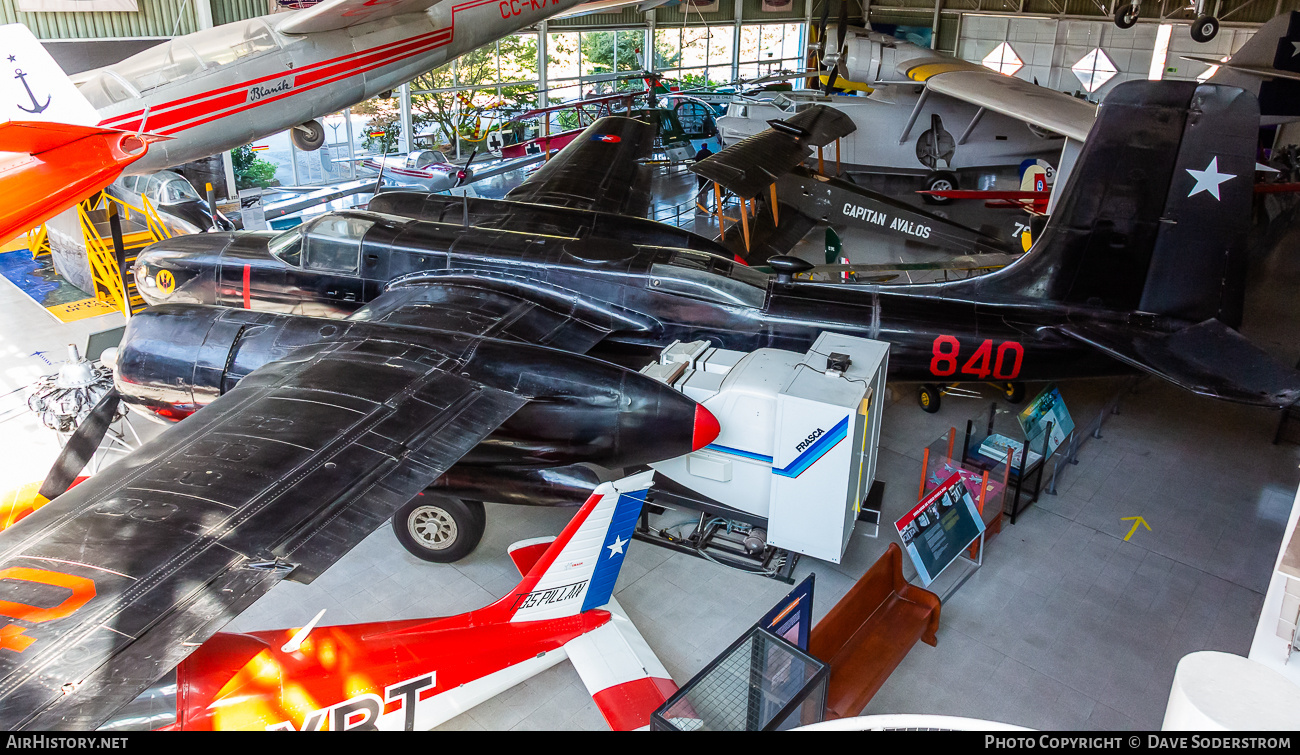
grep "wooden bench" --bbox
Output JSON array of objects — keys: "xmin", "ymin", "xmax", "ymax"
[{"xmin": 808, "ymin": 543, "xmax": 941, "ymax": 719}]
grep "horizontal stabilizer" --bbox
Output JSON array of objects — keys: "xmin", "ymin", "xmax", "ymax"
[
  {"xmin": 565, "ymin": 596, "xmax": 677, "ymax": 730},
  {"xmin": 507, "ymin": 536, "xmax": 555, "ymax": 577},
  {"xmin": 0, "ymin": 121, "xmax": 120, "ymax": 155},
  {"xmin": 1057, "ymin": 319, "xmax": 1300, "ymax": 408}
]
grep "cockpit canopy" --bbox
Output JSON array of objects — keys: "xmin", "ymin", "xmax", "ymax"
[
  {"xmin": 405, "ymin": 151, "xmax": 450, "ymax": 170},
  {"xmin": 268, "ymin": 214, "xmax": 378, "ymax": 273},
  {"xmin": 78, "ymin": 19, "xmax": 280, "ymax": 107},
  {"xmin": 121, "ymin": 172, "xmax": 202, "ymax": 205},
  {"xmin": 649, "ymin": 249, "xmax": 768, "ymax": 308}
]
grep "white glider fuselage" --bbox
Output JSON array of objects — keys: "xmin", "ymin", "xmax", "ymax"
[{"xmin": 77, "ymin": 0, "xmax": 581, "ymax": 173}]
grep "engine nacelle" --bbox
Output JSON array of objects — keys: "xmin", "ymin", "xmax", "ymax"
[
  {"xmin": 114, "ymin": 304, "xmax": 717, "ymax": 469},
  {"xmin": 839, "ymin": 35, "xmax": 885, "ymax": 84}
]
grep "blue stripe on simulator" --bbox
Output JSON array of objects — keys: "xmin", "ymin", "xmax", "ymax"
[
  {"xmin": 774, "ymin": 416, "xmax": 849, "ymax": 479},
  {"xmin": 702, "ymin": 415, "xmax": 850, "ymax": 479},
  {"xmin": 580, "ymin": 488, "xmax": 647, "ymax": 613},
  {"xmin": 704, "ymin": 443, "xmax": 773, "ymax": 463}
]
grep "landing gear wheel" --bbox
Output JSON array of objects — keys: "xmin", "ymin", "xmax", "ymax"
[
  {"xmin": 1113, "ymin": 4, "xmax": 1139, "ymax": 29},
  {"xmin": 1003, "ymin": 381, "xmax": 1026, "ymax": 405},
  {"xmin": 291, "ymin": 119, "xmax": 327, "ymax": 151},
  {"xmin": 393, "ymin": 495, "xmax": 485, "ymax": 563},
  {"xmin": 1190, "ymin": 15, "xmax": 1219, "ymax": 43},
  {"xmin": 919, "ymin": 383, "xmax": 942, "ymax": 413},
  {"xmin": 921, "ymin": 172, "xmax": 959, "ymax": 205}
]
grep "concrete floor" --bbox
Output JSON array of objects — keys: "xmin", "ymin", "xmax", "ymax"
[{"xmin": 0, "ymin": 206, "xmax": 1296, "ymax": 731}]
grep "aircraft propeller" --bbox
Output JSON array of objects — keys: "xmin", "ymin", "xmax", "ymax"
[
  {"xmin": 37, "ymin": 388, "xmax": 121, "ymax": 501},
  {"xmin": 813, "ymin": 0, "xmax": 851, "ymax": 94},
  {"xmin": 454, "ymin": 148, "xmax": 481, "ymax": 187}
]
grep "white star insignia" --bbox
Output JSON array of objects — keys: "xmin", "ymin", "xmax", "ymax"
[
  {"xmin": 1186, "ymin": 157, "xmax": 1235, "ymax": 201},
  {"xmin": 606, "ymin": 536, "xmax": 626, "ymax": 558},
  {"xmin": 1291, "ymin": 40, "xmax": 1300, "ymax": 57}
]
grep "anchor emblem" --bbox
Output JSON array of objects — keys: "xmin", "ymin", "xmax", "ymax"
[{"xmin": 13, "ymin": 69, "xmax": 51, "ymax": 114}]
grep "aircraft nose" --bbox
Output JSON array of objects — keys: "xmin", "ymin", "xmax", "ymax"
[
  {"xmin": 133, "ymin": 234, "xmax": 231, "ymax": 306},
  {"xmin": 693, "ymin": 405, "xmax": 721, "ymax": 450}
]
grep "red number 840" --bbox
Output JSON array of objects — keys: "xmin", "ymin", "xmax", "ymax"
[{"xmin": 929, "ymin": 336, "xmax": 1023, "ymax": 380}]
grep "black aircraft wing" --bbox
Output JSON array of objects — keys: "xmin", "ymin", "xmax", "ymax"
[
  {"xmin": 503, "ymin": 116, "xmax": 657, "ymax": 217},
  {"xmin": 348, "ymin": 277, "xmax": 654, "ymax": 353},
  {"xmin": 691, "ymin": 104, "xmax": 857, "ymax": 198},
  {"xmin": 0, "ymin": 276, "xmax": 646, "ymax": 729},
  {"xmin": 1057, "ymin": 318, "xmax": 1300, "ymax": 408}
]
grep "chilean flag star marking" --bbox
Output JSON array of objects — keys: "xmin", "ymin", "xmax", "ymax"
[
  {"xmin": 592, "ymin": 134, "xmax": 621, "ymax": 143},
  {"xmin": 1186, "ymin": 157, "xmax": 1235, "ymax": 200},
  {"xmin": 607, "ymin": 536, "xmax": 627, "ymax": 557}
]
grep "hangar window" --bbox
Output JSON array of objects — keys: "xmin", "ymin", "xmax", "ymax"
[{"xmin": 304, "ymin": 215, "xmax": 375, "ymax": 273}]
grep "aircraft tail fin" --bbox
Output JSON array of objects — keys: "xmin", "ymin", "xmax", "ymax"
[
  {"xmin": 1, "ymin": 23, "xmax": 100, "ymax": 128},
  {"xmin": 483, "ymin": 471, "xmax": 652, "ymax": 624},
  {"xmin": 1203, "ymin": 11, "xmax": 1300, "ymax": 120},
  {"xmin": 979, "ymin": 80, "xmax": 1257, "ymax": 329}
]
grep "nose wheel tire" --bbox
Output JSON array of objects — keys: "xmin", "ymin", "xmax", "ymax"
[
  {"xmin": 919, "ymin": 383, "xmax": 942, "ymax": 413},
  {"xmin": 921, "ymin": 172, "xmax": 959, "ymax": 205},
  {"xmin": 1003, "ymin": 381, "xmax": 1026, "ymax": 404},
  {"xmin": 1190, "ymin": 15, "xmax": 1219, "ymax": 42},
  {"xmin": 393, "ymin": 495, "xmax": 485, "ymax": 563}
]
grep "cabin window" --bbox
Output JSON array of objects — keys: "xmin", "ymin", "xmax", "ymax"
[
  {"xmin": 304, "ymin": 215, "xmax": 374, "ymax": 273},
  {"xmin": 268, "ymin": 226, "xmax": 304, "ymax": 267}
]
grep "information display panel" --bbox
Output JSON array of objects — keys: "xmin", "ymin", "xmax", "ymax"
[
  {"xmin": 1018, "ymin": 384, "xmax": 1075, "ymax": 457},
  {"xmin": 895, "ymin": 472, "xmax": 985, "ymax": 586}
]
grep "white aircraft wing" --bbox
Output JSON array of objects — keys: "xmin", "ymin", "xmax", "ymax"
[
  {"xmin": 898, "ymin": 56, "xmax": 1096, "ymax": 143},
  {"xmin": 276, "ymin": 0, "xmax": 448, "ymax": 35}
]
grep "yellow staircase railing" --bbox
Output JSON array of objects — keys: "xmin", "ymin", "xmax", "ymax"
[{"xmin": 79, "ymin": 193, "xmax": 173, "ymax": 316}]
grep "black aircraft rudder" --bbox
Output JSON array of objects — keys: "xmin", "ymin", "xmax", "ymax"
[{"xmin": 980, "ymin": 80, "xmax": 1258, "ymax": 329}]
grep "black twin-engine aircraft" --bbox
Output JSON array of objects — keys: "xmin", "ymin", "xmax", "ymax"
[{"xmin": 1, "ymin": 80, "xmax": 1297, "ymax": 730}]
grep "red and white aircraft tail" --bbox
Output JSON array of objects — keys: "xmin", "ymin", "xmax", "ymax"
[
  {"xmin": 152, "ymin": 470, "xmax": 676, "ymax": 731},
  {"xmin": 483, "ymin": 470, "xmax": 677, "ymax": 727}
]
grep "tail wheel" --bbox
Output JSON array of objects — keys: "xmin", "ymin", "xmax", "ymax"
[
  {"xmin": 1003, "ymin": 381, "xmax": 1026, "ymax": 405},
  {"xmin": 393, "ymin": 495, "xmax": 485, "ymax": 563},
  {"xmin": 1113, "ymin": 4, "xmax": 1139, "ymax": 28},
  {"xmin": 919, "ymin": 384, "xmax": 942, "ymax": 413},
  {"xmin": 921, "ymin": 172, "xmax": 958, "ymax": 205},
  {"xmin": 1190, "ymin": 15, "xmax": 1219, "ymax": 43}
]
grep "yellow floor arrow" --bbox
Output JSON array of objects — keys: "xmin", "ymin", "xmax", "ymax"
[{"xmin": 1121, "ymin": 516, "xmax": 1150, "ymax": 542}]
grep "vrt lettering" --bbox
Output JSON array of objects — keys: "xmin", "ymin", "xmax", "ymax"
[{"xmin": 268, "ymin": 673, "xmax": 436, "ymax": 731}]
